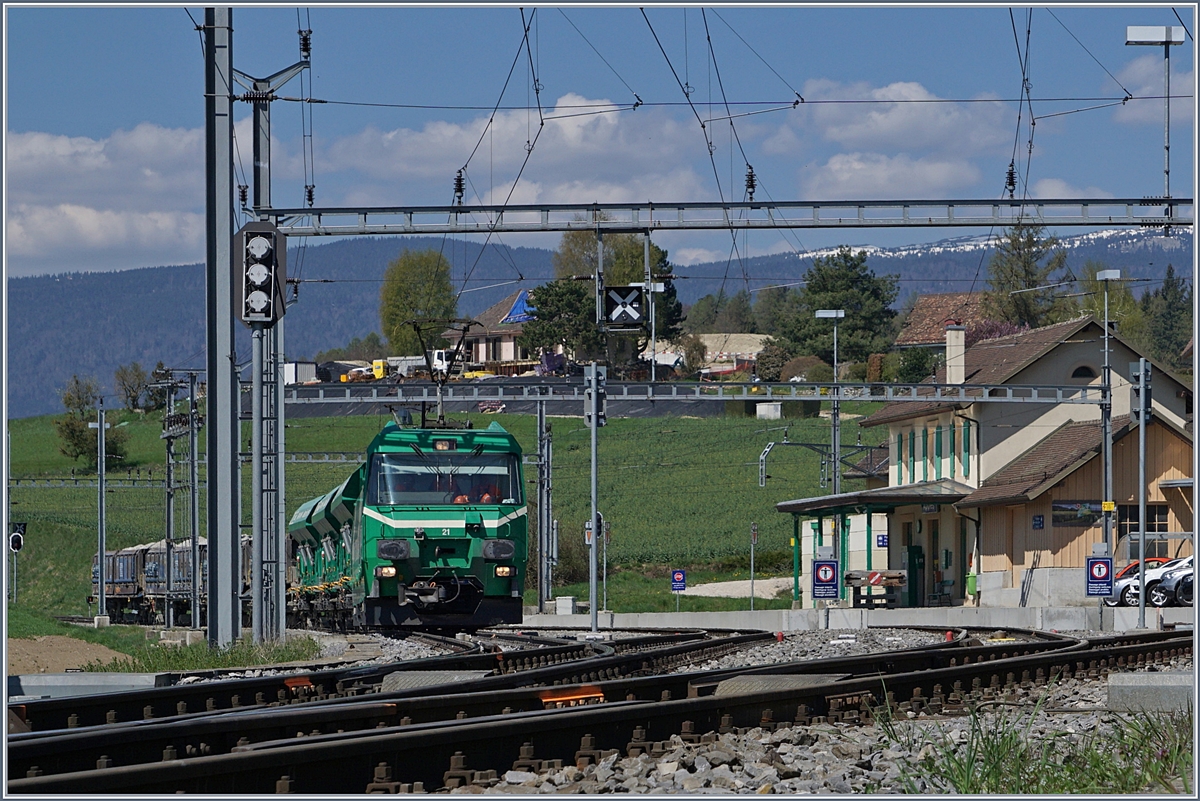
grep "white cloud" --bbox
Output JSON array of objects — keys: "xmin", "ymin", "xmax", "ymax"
[
  {"xmin": 6, "ymin": 204, "xmax": 205, "ymax": 274},
  {"xmin": 672, "ymin": 247, "xmax": 726, "ymax": 266},
  {"xmin": 798, "ymin": 78, "xmax": 1009, "ymax": 155},
  {"xmin": 7, "ymin": 124, "xmax": 204, "ymax": 211},
  {"xmin": 801, "ymin": 152, "xmax": 980, "ymax": 199},
  {"xmin": 1031, "ymin": 178, "xmax": 1114, "ymax": 199},
  {"xmin": 1112, "ymin": 53, "xmax": 1194, "ymax": 124}
]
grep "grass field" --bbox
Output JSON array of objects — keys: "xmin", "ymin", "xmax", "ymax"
[{"xmin": 6, "ymin": 402, "xmax": 884, "ymax": 617}]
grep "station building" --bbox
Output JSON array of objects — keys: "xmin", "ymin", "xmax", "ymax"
[{"xmin": 776, "ymin": 316, "xmax": 1193, "ymax": 608}]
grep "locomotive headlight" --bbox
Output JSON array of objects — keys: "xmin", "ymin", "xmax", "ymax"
[
  {"xmin": 494, "ymin": 565, "xmax": 515, "ymax": 578},
  {"xmin": 375, "ymin": 566, "xmax": 398, "ymax": 579}
]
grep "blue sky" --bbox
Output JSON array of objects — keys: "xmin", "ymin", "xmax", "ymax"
[{"xmin": 5, "ymin": 4, "xmax": 1196, "ymax": 276}]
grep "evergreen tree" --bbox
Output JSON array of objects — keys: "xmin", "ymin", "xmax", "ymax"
[
  {"xmin": 713, "ymin": 290, "xmax": 756, "ymax": 333},
  {"xmin": 753, "ymin": 286, "xmax": 798, "ymax": 336},
  {"xmin": 379, "ymin": 250, "xmax": 458, "ymax": 355},
  {"xmin": 516, "ymin": 279, "xmax": 605, "ymax": 361},
  {"xmin": 683, "ymin": 293, "xmax": 722, "ymax": 334},
  {"xmin": 1142, "ymin": 264, "xmax": 1192, "ymax": 370},
  {"xmin": 773, "ymin": 247, "xmax": 899, "ymax": 364},
  {"xmin": 983, "ymin": 223, "xmax": 1077, "ymax": 328}
]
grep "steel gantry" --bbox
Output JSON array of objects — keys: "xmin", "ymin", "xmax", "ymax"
[{"xmin": 265, "ymin": 197, "xmax": 1192, "ymax": 236}]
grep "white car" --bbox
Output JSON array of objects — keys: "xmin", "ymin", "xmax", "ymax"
[{"xmin": 1121, "ymin": 555, "xmax": 1193, "ymax": 607}]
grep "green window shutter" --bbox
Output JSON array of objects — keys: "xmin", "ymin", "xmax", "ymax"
[
  {"xmin": 949, "ymin": 423, "xmax": 956, "ymax": 479},
  {"xmin": 921, "ymin": 428, "xmax": 928, "ymax": 482},
  {"xmin": 963, "ymin": 419, "xmax": 971, "ymax": 478},
  {"xmin": 908, "ymin": 430, "xmax": 916, "ymax": 479},
  {"xmin": 896, "ymin": 433, "xmax": 904, "ymax": 483},
  {"xmin": 935, "ymin": 425, "xmax": 943, "ymax": 480}
]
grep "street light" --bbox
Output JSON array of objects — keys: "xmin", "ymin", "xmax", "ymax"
[
  {"xmin": 816, "ymin": 310, "xmax": 846, "ymax": 571},
  {"xmin": 1097, "ymin": 269, "xmax": 1119, "ymax": 609},
  {"xmin": 1126, "ymin": 26, "xmax": 1185, "ymax": 204}
]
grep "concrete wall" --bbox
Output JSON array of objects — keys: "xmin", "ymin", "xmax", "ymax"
[{"xmin": 523, "ymin": 605, "xmax": 1190, "ymax": 632}]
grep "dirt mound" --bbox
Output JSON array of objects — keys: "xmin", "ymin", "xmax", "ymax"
[{"xmin": 7, "ymin": 636, "xmax": 125, "ymax": 675}]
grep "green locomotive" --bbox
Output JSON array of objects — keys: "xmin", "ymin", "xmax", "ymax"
[{"xmin": 286, "ymin": 422, "xmax": 527, "ymax": 629}]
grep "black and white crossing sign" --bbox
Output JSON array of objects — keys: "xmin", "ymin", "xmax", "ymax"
[
  {"xmin": 604, "ymin": 286, "xmax": 645, "ymax": 328},
  {"xmin": 1085, "ymin": 556, "xmax": 1114, "ymax": 597},
  {"xmin": 812, "ymin": 559, "xmax": 840, "ymax": 600}
]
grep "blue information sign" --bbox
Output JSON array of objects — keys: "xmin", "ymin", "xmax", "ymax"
[
  {"xmin": 812, "ymin": 559, "xmax": 840, "ymax": 600},
  {"xmin": 671, "ymin": 569, "xmax": 687, "ymax": 592},
  {"xmin": 876, "ymin": 534, "xmax": 888, "ymax": 548},
  {"xmin": 1085, "ymin": 557, "xmax": 1114, "ymax": 597}
]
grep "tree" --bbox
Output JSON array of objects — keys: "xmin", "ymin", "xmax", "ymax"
[
  {"xmin": 898, "ymin": 347, "xmax": 939, "ymax": 383},
  {"xmin": 114, "ymin": 362, "xmax": 148, "ymax": 411},
  {"xmin": 315, "ymin": 332, "xmax": 391, "ymax": 363},
  {"xmin": 54, "ymin": 375, "xmax": 128, "ymax": 468},
  {"xmin": 755, "ymin": 342, "xmax": 790, "ymax": 381},
  {"xmin": 516, "ymin": 279, "xmax": 605, "ymax": 361},
  {"xmin": 680, "ymin": 334, "xmax": 708, "ymax": 375},
  {"xmin": 964, "ymin": 319, "xmax": 1028, "ymax": 348},
  {"xmin": 773, "ymin": 246, "xmax": 899, "ymax": 364},
  {"xmin": 983, "ymin": 223, "xmax": 1077, "ymax": 328},
  {"xmin": 1078, "ymin": 260, "xmax": 1145, "ymax": 346},
  {"xmin": 535, "ymin": 223, "xmax": 684, "ymax": 358},
  {"xmin": 713, "ymin": 290, "xmax": 756, "ymax": 333},
  {"xmin": 753, "ymin": 286, "xmax": 799, "ymax": 336},
  {"xmin": 379, "ymin": 250, "xmax": 457, "ymax": 356},
  {"xmin": 683, "ymin": 293, "xmax": 722, "ymax": 334},
  {"xmin": 1141, "ymin": 264, "xmax": 1192, "ymax": 370},
  {"xmin": 144, "ymin": 361, "xmax": 168, "ymax": 412}
]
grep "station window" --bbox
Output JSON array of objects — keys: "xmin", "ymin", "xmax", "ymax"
[{"xmin": 1119, "ymin": 504, "xmax": 1170, "ymax": 558}]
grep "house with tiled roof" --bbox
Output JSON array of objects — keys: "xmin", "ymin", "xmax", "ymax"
[
  {"xmin": 894, "ymin": 292, "xmax": 985, "ymax": 349},
  {"xmin": 443, "ymin": 290, "xmax": 537, "ymax": 371},
  {"xmin": 776, "ymin": 315, "xmax": 1193, "ymax": 608}
]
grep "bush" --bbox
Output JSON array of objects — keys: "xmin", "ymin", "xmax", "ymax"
[
  {"xmin": 846, "ymin": 362, "xmax": 868, "ymax": 381},
  {"xmin": 780, "ymin": 355, "xmax": 827, "ymax": 381},
  {"xmin": 806, "ymin": 363, "xmax": 834, "ymax": 383},
  {"xmin": 755, "ymin": 343, "xmax": 791, "ymax": 382},
  {"xmin": 898, "ymin": 347, "xmax": 940, "ymax": 383},
  {"xmin": 866, "ymin": 353, "xmax": 885, "ymax": 382}
]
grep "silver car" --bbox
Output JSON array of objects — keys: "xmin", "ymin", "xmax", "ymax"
[{"xmin": 1118, "ymin": 556, "xmax": 1192, "ymax": 607}]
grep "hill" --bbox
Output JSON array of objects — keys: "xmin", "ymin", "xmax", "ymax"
[{"xmin": 6, "ymin": 228, "xmax": 1189, "ymax": 418}]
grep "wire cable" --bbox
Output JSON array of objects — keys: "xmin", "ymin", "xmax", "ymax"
[
  {"xmin": 1045, "ymin": 9, "xmax": 1132, "ymax": 99},
  {"xmin": 558, "ymin": 9, "xmax": 642, "ymax": 106},
  {"xmin": 1172, "ymin": 8, "xmax": 1193, "ymax": 41},
  {"xmin": 709, "ymin": 8, "xmax": 804, "ymax": 103}
]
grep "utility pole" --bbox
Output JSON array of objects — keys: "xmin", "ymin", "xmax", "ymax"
[
  {"xmin": 588, "ymin": 230, "xmax": 605, "ymax": 633},
  {"xmin": 1098, "ymin": 270, "xmax": 1119, "ymax": 614},
  {"xmin": 205, "ymin": 6, "xmax": 240, "ymax": 648},
  {"xmin": 189, "ymin": 371, "xmax": 202, "ymax": 629},
  {"xmin": 536, "ymin": 401, "xmax": 554, "ymax": 612},
  {"xmin": 164, "ymin": 382, "xmax": 177, "ymax": 629},
  {"xmin": 88, "ymin": 399, "xmax": 110, "ymax": 621},
  {"xmin": 235, "ymin": 55, "xmax": 307, "ymax": 643},
  {"xmin": 1133, "ymin": 359, "xmax": 1151, "ymax": 628},
  {"xmin": 645, "ymin": 232, "xmax": 655, "ymax": 382}
]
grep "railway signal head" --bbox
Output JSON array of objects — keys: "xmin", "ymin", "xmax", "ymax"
[{"xmin": 236, "ymin": 221, "xmax": 287, "ymax": 326}]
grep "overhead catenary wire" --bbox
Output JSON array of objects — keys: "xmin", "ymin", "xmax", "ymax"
[
  {"xmin": 1045, "ymin": 9, "xmax": 1132, "ymax": 99},
  {"xmin": 558, "ymin": 8, "xmax": 642, "ymax": 107}
]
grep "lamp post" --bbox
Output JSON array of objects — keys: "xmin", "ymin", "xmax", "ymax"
[
  {"xmin": 816, "ymin": 310, "xmax": 845, "ymax": 567},
  {"xmin": 1097, "ymin": 269, "xmax": 1119, "ymax": 612},
  {"xmin": 1126, "ymin": 26, "xmax": 1185, "ymax": 211}
]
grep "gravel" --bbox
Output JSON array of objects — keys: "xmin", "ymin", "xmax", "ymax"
[
  {"xmin": 670, "ymin": 628, "xmax": 948, "ymax": 673},
  {"xmin": 462, "ymin": 653, "xmax": 1192, "ymax": 794}
]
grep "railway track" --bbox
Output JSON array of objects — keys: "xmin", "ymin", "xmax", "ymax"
[{"xmin": 7, "ymin": 628, "xmax": 1190, "ymax": 793}]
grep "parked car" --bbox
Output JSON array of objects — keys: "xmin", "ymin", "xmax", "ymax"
[
  {"xmin": 1175, "ymin": 573, "xmax": 1193, "ymax": 606},
  {"xmin": 1151, "ymin": 563, "xmax": 1194, "ymax": 607},
  {"xmin": 1120, "ymin": 556, "xmax": 1193, "ymax": 607},
  {"xmin": 1103, "ymin": 557, "xmax": 1173, "ymax": 607}
]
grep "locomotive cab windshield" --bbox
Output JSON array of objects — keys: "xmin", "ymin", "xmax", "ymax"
[{"xmin": 368, "ymin": 450, "xmax": 522, "ymax": 506}]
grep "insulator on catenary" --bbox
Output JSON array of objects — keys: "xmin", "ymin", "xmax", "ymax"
[
  {"xmin": 299, "ymin": 30, "xmax": 312, "ymax": 60},
  {"xmin": 454, "ymin": 170, "xmax": 465, "ymax": 206},
  {"xmin": 745, "ymin": 166, "xmax": 757, "ymax": 202},
  {"xmin": 305, "ymin": 185, "xmax": 315, "ymax": 207},
  {"xmin": 238, "ymin": 185, "xmax": 248, "ymax": 205},
  {"xmin": 1005, "ymin": 162, "xmax": 1017, "ymax": 199}
]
